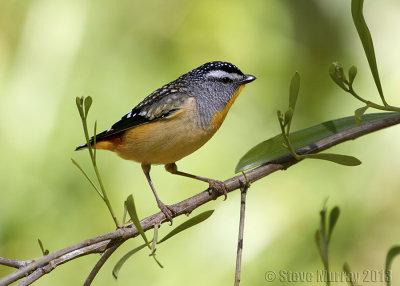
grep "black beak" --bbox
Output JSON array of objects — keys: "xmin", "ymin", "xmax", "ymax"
[{"xmin": 240, "ymin": 74, "xmax": 256, "ymax": 84}]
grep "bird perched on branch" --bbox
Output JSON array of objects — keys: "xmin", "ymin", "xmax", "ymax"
[{"xmin": 76, "ymin": 61, "xmax": 256, "ymax": 222}]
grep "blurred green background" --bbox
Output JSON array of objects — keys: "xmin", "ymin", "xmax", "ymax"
[{"xmin": 1, "ymin": 0, "xmax": 400, "ymax": 285}]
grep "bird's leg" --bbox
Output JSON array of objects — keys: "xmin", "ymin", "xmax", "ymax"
[
  {"xmin": 141, "ymin": 163, "xmax": 174, "ymax": 223},
  {"xmin": 165, "ymin": 163, "xmax": 228, "ymax": 200}
]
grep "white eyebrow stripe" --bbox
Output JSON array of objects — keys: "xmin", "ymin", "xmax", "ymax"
[{"xmin": 205, "ymin": 70, "xmax": 241, "ymax": 80}]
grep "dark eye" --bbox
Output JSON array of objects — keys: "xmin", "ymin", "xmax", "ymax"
[{"xmin": 221, "ymin": 77, "xmax": 231, "ymax": 83}]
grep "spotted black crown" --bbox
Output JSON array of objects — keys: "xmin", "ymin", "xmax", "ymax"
[{"xmin": 187, "ymin": 61, "xmax": 244, "ymax": 77}]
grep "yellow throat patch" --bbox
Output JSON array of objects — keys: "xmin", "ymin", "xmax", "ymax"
[{"xmin": 212, "ymin": 84, "xmax": 246, "ymax": 128}]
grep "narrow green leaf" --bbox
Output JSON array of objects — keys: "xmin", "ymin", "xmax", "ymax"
[
  {"xmin": 152, "ymin": 255, "xmax": 164, "ymax": 268},
  {"xmin": 315, "ymin": 230, "xmax": 328, "ymax": 270},
  {"xmin": 235, "ymin": 112, "xmax": 400, "ymax": 172},
  {"xmin": 125, "ymin": 195, "xmax": 150, "ymax": 248},
  {"xmin": 158, "ymin": 210, "xmax": 214, "ymax": 244},
  {"xmin": 277, "ymin": 110, "xmax": 284, "ymax": 123},
  {"xmin": 71, "ymin": 158, "xmax": 103, "ymax": 198},
  {"xmin": 314, "ymin": 230, "xmax": 322, "ymax": 257},
  {"xmin": 122, "ymin": 203, "xmax": 128, "ymax": 226},
  {"xmin": 329, "ymin": 62, "xmax": 348, "ymax": 91},
  {"xmin": 151, "ymin": 223, "xmax": 159, "ymax": 255},
  {"xmin": 76, "ymin": 97, "xmax": 84, "ymax": 119},
  {"xmin": 75, "ymin": 96, "xmax": 83, "ymax": 108},
  {"xmin": 316, "ymin": 207, "xmax": 329, "ymax": 271},
  {"xmin": 351, "ymin": 0, "xmax": 385, "ymax": 103},
  {"xmin": 354, "ymin": 105, "xmax": 369, "ymax": 126},
  {"xmin": 348, "ymin": 65, "xmax": 358, "ymax": 87},
  {"xmin": 84, "ymin": 96, "xmax": 92, "ymax": 117},
  {"xmin": 93, "ymin": 121, "xmax": 97, "ymax": 161},
  {"xmin": 289, "ymin": 72, "xmax": 300, "ymax": 112},
  {"xmin": 149, "ymin": 224, "xmax": 164, "ymax": 268},
  {"xmin": 37, "ymin": 239, "xmax": 49, "ymax": 256},
  {"xmin": 304, "ymin": 153, "xmax": 361, "ymax": 166},
  {"xmin": 385, "ymin": 246, "xmax": 400, "ymax": 286},
  {"xmin": 328, "ymin": 207, "xmax": 340, "ymax": 242},
  {"xmin": 112, "ymin": 244, "xmax": 147, "ymax": 279},
  {"xmin": 284, "ymin": 108, "xmax": 293, "ymax": 127},
  {"xmin": 319, "ymin": 206, "xmax": 327, "ymax": 239},
  {"xmin": 343, "ymin": 262, "xmax": 356, "ymax": 286}
]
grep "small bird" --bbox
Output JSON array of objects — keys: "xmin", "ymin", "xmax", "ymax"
[{"xmin": 76, "ymin": 61, "xmax": 256, "ymax": 222}]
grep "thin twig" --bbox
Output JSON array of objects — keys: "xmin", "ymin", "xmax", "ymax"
[
  {"xmin": 1, "ymin": 116, "xmax": 400, "ymax": 286},
  {"xmin": 0, "ymin": 258, "xmax": 32, "ymax": 269},
  {"xmin": 77, "ymin": 98, "xmax": 120, "ymax": 227},
  {"xmin": 83, "ymin": 243, "xmax": 123, "ymax": 286},
  {"xmin": 347, "ymin": 87, "xmax": 400, "ymax": 112},
  {"xmin": 234, "ymin": 181, "xmax": 249, "ymax": 286}
]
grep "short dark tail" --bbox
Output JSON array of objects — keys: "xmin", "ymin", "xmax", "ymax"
[
  {"xmin": 75, "ymin": 136, "xmax": 96, "ymax": 151},
  {"xmin": 75, "ymin": 143, "xmax": 88, "ymax": 151},
  {"xmin": 74, "ymin": 130, "xmax": 118, "ymax": 151}
]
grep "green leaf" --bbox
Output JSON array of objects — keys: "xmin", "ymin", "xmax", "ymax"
[
  {"xmin": 351, "ymin": 0, "xmax": 385, "ymax": 102},
  {"xmin": 125, "ymin": 195, "xmax": 150, "ymax": 248},
  {"xmin": 354, "ymin": 105, "xmax": 369, "ymax": 126},
  {"xmin": 158, "ymin": 210, "xmax": 214, "ymax": 244},
  {"xmin": 75, "ymin": 96, "xmax": 83, "ymax": 108},
  {"xmin": 316, "ymin": 206, "xmax": 330, "ymax": 271},
  {"xmin": 122, "ymin": 202, "xmax": 128, "ymax": 226},
  {"xmin": 149, "ymin": 223, "xmax": 164, "ymax": 268},
  {"xmin": 348, "ymin": 65, "xmax": 358, "ymax": 87},
  {"xmin": 235, "ymin": 112, "xmax": 400, "ymax": 172},
  {"xmin": 343, "ymin": 262, "xmax": 356, "ymax": 286},
  {"xmin": 93, "ymin": 121, "xmax": 97, "ymax": 161},
  {"xmin": 37, "ymin": 239, "xmax": 49, "ymax": 256},
  {"xmin": 314, "ymin": 230, "xmax": 322, "ymax": 257},
  {"xmin": 277, "ymin": 110, "xmax": 284, "ymax": 123},
  {"xmin": 71, "ymin": 158, "xmax": 103, "ymax": 198},
  {"xmin": 304, "ymin": 153, "xmax": 361, "ymax": 166},
  {"xmin": 151, "ymin": 255, "xmax": 164, "ymax": 268},
  {"xmin": 328, "ymin": 207, "xmax": 340, "ymax": 242},
  {"xmin": 315, "ymin": 230, "xmax": 328, "ymax": 270},
  {"xmin": 385, "ymin": 246, "xmax": 400, "ymax": 286},
  {"xmin": 112, "ymin": 244, "xmax": 147, "ymax": 279},
  {"xmin": 84, "ymin": 96, "xmax": 92, "ymax": 117},
  {"xmin": 284, "ymin": 108, "xmax": 293, "ymax": 127},
  {"xmin": 151, "ymin": 223, "xmax": 159, "ymax": 255},
  {"xmin": 76, "ymin": 97, "xmax": 84, "ymax": 119},
  {"xmin": 289, "ymin": 72, "xmax": 300, "ymax": 112},
  {"xmin": 329, "ymin": 62, "xmax": 348, "ymax": 91}
]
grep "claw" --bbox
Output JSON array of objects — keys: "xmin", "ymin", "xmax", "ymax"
[
  {"xmin": 157, "ymin": 202, "xmax": 175, "ymax": 225},
  {"xmin": 208, "ymin": 179, "xmax": 228, "ymax": 200}
]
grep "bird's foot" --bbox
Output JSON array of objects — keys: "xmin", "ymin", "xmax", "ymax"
[
  {"xmin": 207, "ymin": 179, "xmax": 228, "ymax": 200},
  {"xmin": 157, "ymin": 201, "xmax": 175, "ymax": 224}
]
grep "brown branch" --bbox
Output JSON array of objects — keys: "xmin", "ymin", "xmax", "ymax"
[
  {"xmin": 1, "ymin": 115, "xmax": 399, "ymax": 286},
  {"xmin": 0, "ymin": 258, "xmax": 32, "ymax": 270}
]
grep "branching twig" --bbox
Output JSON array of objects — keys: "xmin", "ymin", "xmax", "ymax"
[
  {"xmin": 0, "ymin": 258, "xmax": 32, "ymax": 270},
  {"xmin": 83, "ymin": 243, "xmax": 123, "ymax": 286},
  {"xmin": 1, "ymin": 116, "xmax": 400, "ymax": 286},
  {"xmin": 234, "ymin": 180, "xmax": 249, "ymax": 286}
]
